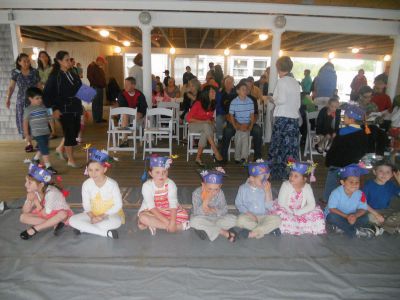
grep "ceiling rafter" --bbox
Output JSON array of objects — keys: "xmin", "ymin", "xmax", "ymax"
[
  {"xmin": 183, "ymin": 28, "xmax": 188, "ymax": 48},
  {"xmin": 21, "ymin": 27, "xmax": 70, "ymax": 41},
  {"xmin": 41, "ymin": 26, "xmax": 88, "ymax": 41},
  {"xmin": 199, "ymin": 28, "xmax": 210, "ymax": 48},
  {"xmin": 158, "ymin": 27, "xmax": 174, "ymax": 48},
  {"xmin": 64, "ymin": 26, "xmax": 121, "ymax": 46},
  {"xmin": 214, "ymin": 29, "xmax": 235, "ymax": 49}
]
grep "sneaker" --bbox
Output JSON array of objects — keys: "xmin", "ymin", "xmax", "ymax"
[
  {"xmin": 356, "ymin": 227, "xmax": 375, "ymax": 239},
  {"xmin": 326, "ymin": 224, "xmax": 344, "ymax": 234},
  {"xmin": 182, "ymin": 221, "xmax": 191, "ymax": 231},
  {"xmin": 373, "ymin": 225, "xmax": 384, "ymax": 237},
  {"xmin": 53, "ymin": 222, "xmax": 65, "ymax": 236},
  {"xmin": 119, "ymin": 140, "xmax": 129, "ymax": 148},
  {"xmin": 46, "ymin": 166, "xmax": 58, "ymax": 174},
  {"xmin": 107, "ymin": 229, "xmax": 119, "ymax": 239}
]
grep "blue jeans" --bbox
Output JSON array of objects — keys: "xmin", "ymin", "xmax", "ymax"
[
  {"xmin": 326, "ymin": 213, "xmax": 369, "ymax": 238},
  {"xmin": 323, "ymin": 167, "xmax": 340, "ymax": 201}
]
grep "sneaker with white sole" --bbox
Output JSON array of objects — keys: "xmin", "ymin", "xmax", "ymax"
[{"xmin": 356, "ymin": 227, "xmax": 375, "ymax": 239}]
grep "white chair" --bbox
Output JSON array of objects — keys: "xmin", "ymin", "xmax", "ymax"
[
  {"xmin": 107, "ymin": 107, "xmax": 138, "ymax": 159},
  {"xmin": 303, "ymin": 111, "xmax": 321, "ymax": 160},
  {"xmin": 186, "ymin": 128, "xmax": 216, "ymax": 161},
  {"xmin": 228, "ymin": 135, "xmax": 254, "ymax": 161},
  {"xmin": 157, "ymin": 101, "xmax": 180, "ymax": 145},
  {"xmin": 142, "ymin": 108, "xmax": 173, "ymax": 159}
]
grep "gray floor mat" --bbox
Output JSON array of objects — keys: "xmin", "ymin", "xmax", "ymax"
[{"xmin": 1, "ymin": 209, "xmax": 400, "ymax": 300}]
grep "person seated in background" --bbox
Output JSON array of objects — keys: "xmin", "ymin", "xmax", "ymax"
[
  {"xmin": 117, "ymin": 77, "xmax": 147, "ymax": 147},
  {"xmin": 215, "ymin": 75, "xmax": 236, "ymax": 142},
  {"xmin": 164, "ymin": 77, "xmax": 181, "ymax": 99},
  {"xmin": 301, "ymin": 69, "xmax": 313, "ymax": 95},
  {"xmin": 152, "ymin": 82, "xmax": 164, "ymax": 107},
  {"xmin": 315, "ymin": 97, "xmax": 340, "ymax": 154},
  {"xmin": 106, "ymin": 77, "xmax": 121, "ymax": 105},
  {"xmin": 246, "ymin": 76, "xmax": 262, "ymax": 102},
  {"xmin": 350, "ymin": 69, "xmax": 367, "ymax": 101},
  {"xmin": 254, "ymin": 74, "xmax": 269, "ymax": 96},
  {"xmin": 180, "ymin": 78, "xmax": 201, "ymax": 123},
  {"xmin": 371, "ymin": 76, "xmax": 392, "ymax": 132}
]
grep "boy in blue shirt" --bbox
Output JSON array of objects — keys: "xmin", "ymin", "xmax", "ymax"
[
  {"xmin": 235, "ymin": 160, "xmax": 281, "ymax": 238},
  {"xmin": 325, "ymin": 164, "xmax": 379, "ymax": 238},
  {"xmin": 364, "ymin": 161, "xmax": 400, "ymax": 234}
]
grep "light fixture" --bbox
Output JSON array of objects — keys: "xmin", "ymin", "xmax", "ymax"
[
  {"xmin": 328, "ymin": 51, "xmax": 335, "ymax": 59},
  {"xmin": 32, "ymin": 47, "xmax": 39, "ymax": 54},
  {"xmin": 383, "ymin": 54, "xmax": 391, "ymax": 62},
  {"xmin": 274, "ymin": 15, "xmax": 287, "ymax": 28},
  {"xmin": 114, "ymin": 46, "xmax": 122, "ymax": 54},
  {"xmin": 123, "ymin": 41, "xmax": 131, "ymax": 47},
  {"xmin": 259, "ymin": 33, "xmax": 268, "ymax": 41},
  {"xmin": 31, "ymin": 54, "xmax": 38, "ymax": 60},
  {"xmin": 224, "ymin": 48, "xmax": 230, "ymax": 56},
  {"xmin": 351, "ymin": 48, "xmax": 359, "ymax": 54},
  {"xmin": 169, "ymin": 47, "xmax": 176, "ymax": 54},
  {"xmin": 139, "ymin": 11, "xmax": 152, "ymax": 25},
  {"xmin": 240, "ymin": 43, "xmax": 248, "ymax": 50},
  {"xmin": 279, "ymin": 50, "xmax": 284, "ymax": 57},
  {"xmin": 99, "ymin": 29, "xmax": 110, "ymax": 37}
]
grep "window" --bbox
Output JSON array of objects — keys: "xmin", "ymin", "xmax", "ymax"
[
  {"xmin": 232, "ymin": 57, "xmax": 249, "ymax": 80},
  {"xmin": 174, "ymin": 56, "xmax": 197, "ymax": 86},
  {"xmin": 124, "ymin": 53, "xmax": 168, "ymax": 79},
  {"xmin": 230, "ymin": 56, "xmax": 270, "ymax": 82},
  {"xmin": 253, "ymin": 60, "xmax": 269, "ymax": 77},
  {"xmin": 197, "ymin": 55, "xmax": 224, "ymax": 82}
]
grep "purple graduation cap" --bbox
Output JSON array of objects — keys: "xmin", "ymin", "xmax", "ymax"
[
  {"xmin": 88, "ymin": 147, "xmax": 111, "ymax": 164},
  {"xmin": 338, "ymin": 163, "xmax": 369, "ymax": 179},
  {"xmin": 248, "ymin": 159, "xmax": 270, "ymax": 176},
  {"xmin": 343, "ymin": 103, "xmax": 365, "ymax": 121},
  {"xmin": 28, "ymin": 163, "xmax": 53, "ymax": 184},
  {"xmin": 149, "ymin": 156, "xmax": 173, "ymax": 169},
  {"xmin": 200, "ymin": 167, "xmax": 226, "ymax": 184},
  {"xmin": 75, "ymin": 84, "xmax": 97, "ymax": 103},
  {"xmin": 287, "ymin": 159, "xmax": 317, "ymax": 182}
]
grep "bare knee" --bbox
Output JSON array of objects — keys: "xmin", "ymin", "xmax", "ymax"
[
  {"xmin": 138, "ymin": 213, "xmax": 150, "ymax": 225},
  {"xmin": 56, "ymin": 210, "xmax": 68, "ymax": 221},
  {"xmin": 20, "ymin": 213, "xmax": 28, "ymax": 224}
]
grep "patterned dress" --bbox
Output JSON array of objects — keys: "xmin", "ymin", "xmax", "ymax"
[
  {"xmin": 268, "ymin": 117, "xmax": 299, "ymax": 180},
  {"xmin": 271, "ymin": 189, "xmax": 326, "ymax": 235},
  {"xmin": 11, "ymin": 68, "xmax": 40, "ymax": 135}
]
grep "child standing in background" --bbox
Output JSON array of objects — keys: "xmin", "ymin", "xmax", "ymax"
[
  {"xmin": 138, "ymin": 156, "xmax": 190, "ymax": 235},
  {"xmin": 190, "ymin": 167, "xmax": 238, "ymax": 242},
  {"xmin": 235, "ymin": 160, "xmax": 281, "ymax": 238}
]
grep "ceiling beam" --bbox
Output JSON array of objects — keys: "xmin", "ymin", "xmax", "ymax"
[
  {"xmin": 85, "ymin": 26, "xmax": 123, "ymax": 46},
  {"xmin": 183, "ymin": 28, "xmax": 187, "ymax": 48},
  {"xmin": 225, "ymin": 30, "xmax": 253, "ymax": 49},
  {"xmin": 133, "ymin": 27, "xmax": 160, "ymax": 47},
  {"xmin": 21, "ymin": 27, "xmax": 69, "ymax": 41},
  {"xmin": 112, "ymin": 27, "xmax": 142, "ymax": 46},
  {"xmin": 282, "ymin": 33, "xmax": 327, "ymax": 49},
  {"xmin": 41, "ymin": 26, "xmax": 88, "ymax": 41},
  {"xmin": 214, "ymin": 29, "xmax": 234, "ymax": 49},
  {"xmin": 311, "ymin": 36, "xmax": 392, "ymax": 52},
  {"xmin": 293, "ymin": 34, "xmax": 349, "ymax": 51},
  {"xmin": 21, "ymin": 32, "xmax": 52, "ymax": 42},
  {"xmin": 199, "ymin": 29, "xmax": 210, "ymax": 49},
  {"xmin": 158, "ymin": 27, "xmax": 174, "ymax": 48},
  {"xmin": 65, "ymin": 26, "xmax": 121, "ymax": 46}
]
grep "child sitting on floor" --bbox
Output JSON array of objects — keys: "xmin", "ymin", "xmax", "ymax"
[
  {"xmin": 363, "ymin": 161, "xmax": 400, "ymax": 234},
  {"xmin": 315, "ymin": 97, "xmax": 340, "ymax": 154},
  {"xmin": 235, "ymin": 160, "xmax": 281, "ymax": 238},
  {"xmin": 190, "ymin": 167, "xmax": 238, "ymax": 242},
  {"xmin": 325, "ymin": 164, "xmax": 380, "ymax": 238},
  {"xmin": 138, "ymin": 156, "xmax": 190, "ymax": 235},
  {"xmin": 20, "ymin": 164, "xmax": 73, "ymax": 240},
  {"xmin": 270, "ymin": 160, "xmax": 326, "ymax": 235},
  {"xmin": 69, "ymin": 147, "xmax": 124, "ymax": 239},
  {"xmin": 323, "ymin": 103, "xmax": 369, "ymax": 202}
]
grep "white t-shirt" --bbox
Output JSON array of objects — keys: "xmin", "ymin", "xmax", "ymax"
[
  {"xmin": 128, "ymin": 65, "xmax": 143, "ymax": 92},
  {"xmin": 81, "ymin": 177, "xmax": 122, "ymax": 215},
  {"xmin": 139, "ymin": 179, "xmax": 178, "ymax": 214},
  {"xmin": 272, "ymin": 76, "xmax": 301, "ymax": 119}
]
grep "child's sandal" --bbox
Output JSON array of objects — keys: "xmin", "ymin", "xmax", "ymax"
[
  {"xmin": 53, "ymin": 222, "xmax": 65, "ymax": 236},
  {"xmin": 227, "ymin": 228, "xmax": 238, "ymax": 243},
  {"xmin": 149, "ymin": 227, "xmax": 156, "ymax": 236},
  {"xmin": 20, "ymin": 226, "xmax": 38, "ymax": 240}
]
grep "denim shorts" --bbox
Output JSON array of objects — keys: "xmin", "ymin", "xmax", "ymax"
[{"xmin": 34, "ymin": 135, "xmax": 50, "ymax": 155}]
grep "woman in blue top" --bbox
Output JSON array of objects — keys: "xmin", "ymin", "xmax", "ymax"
[{"xmin": 5, "ymin": 53, "xmax": 41, "ymax": 151}]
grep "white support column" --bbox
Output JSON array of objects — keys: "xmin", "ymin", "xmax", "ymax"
[
  {"xmin": 268, "ymin": 29, "xmax": 283, "ymax": 95},
  {"xmin": 387, "ymin": 35, "xmax": 400, "ymax": 100},
  {"xmin": 140, "ymin": 24, "xmax": 152, "ymax": 107},
  {"xmin": 170, "ymin": 54, "xmax": 175, "ymax": 79},
  {"xmin": 223, "ymin": 54, "xmax": 228, "ymax": 76},
  {"xmin": 10, "ymin": 23, "xmax": 21, "ymax": 60}
]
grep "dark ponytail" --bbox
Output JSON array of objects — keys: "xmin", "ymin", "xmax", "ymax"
[
  {"xmin": 50, "ymin": 50, "xmax": 69, "ymax": 76},
  {"xmin": 199, "ymin": 86, "xmax": 217, "ymax": 111},
  {"xmin": 37, "ymin": 51, "xmax": 52, "ymax": 70}
]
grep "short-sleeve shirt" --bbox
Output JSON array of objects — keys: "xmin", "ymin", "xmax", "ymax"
[
  {"xmin": 139, "ymin": 179, "xmax": 178, "ymax": 213},
  {"xmin": 191, "ymin": 186, "xmax": 228, "ymax": 217},
  {"xmin": 11, "ymin": 68, "xmax": 40, "ymax": 106},
  {"xmin": 325, "ymin": 185, "xmax": 368, "ymax": 216},
  {"xmin": 23, "ymin": 104, "xmax": 50, "ymax": 137},
  {"xmin": 229, "ymin": 96, "xmax": 254, "ymax": 124},
  {"xmin": 363, "ymin": 179, "xmax": 400, "ymax": 210}
]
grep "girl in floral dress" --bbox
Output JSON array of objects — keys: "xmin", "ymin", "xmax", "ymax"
[{"xmin": 270, "ymin": 160, "xmax": 326, "ymax": 235}]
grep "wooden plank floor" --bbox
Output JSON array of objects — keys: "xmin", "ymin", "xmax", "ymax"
[{"xmin": 0, "ymin": 109, "xmax": 328, "ymax": 202}]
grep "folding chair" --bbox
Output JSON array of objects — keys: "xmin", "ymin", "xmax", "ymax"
[
  {"xmin": 228, "ymin": 135, "xmax": 254, "ymax": 161},
  {"xmin": 142, "ymin": 108, "xmax": 173, "ymax": 159},
  {"xmin": 303, "ymin": 111, "xmax": 321, "ymax": 160},
  {"xmin": 157, "ymin": 101, "xmax": 180, "ymax": 145},
  {"xmin": 107, "ymin": 107, "xmax": 138, "ymax": 159}
]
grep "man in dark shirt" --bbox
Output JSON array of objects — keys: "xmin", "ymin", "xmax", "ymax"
[
  {"xmin": 117, "ymin": 77, "xmax": 148, "ymax": 147},
  {"xmin": 163, "ymin": 70, "xmax": 171, "ymax": 87},
  {"xmin": 87, "ymin": 56, "xmax": 107, "ymax": 123},
  {"xmin": 182, "ymin": 66, "xmax": 195, "ymax": 86}
]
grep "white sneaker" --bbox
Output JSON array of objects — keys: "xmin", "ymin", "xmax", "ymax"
[
  {"xmin": 356, "ymin": 227, "xmax": 375, "ymax": 239},
  {"xmin": 149, "ymin": 226, "xmax": 156, "ymax": 236},
  {"xmin": 373, "ymin": 225, "xmax": 384, "ymax": 237},
  {"xmin": 0, "ymin": 201, "xmax": 4, "ymax": 213},
  {"xmin": 182, "ymin": 221, "xmax": 191, "ymax": 231}
]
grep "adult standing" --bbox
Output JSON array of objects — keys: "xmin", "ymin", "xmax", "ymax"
[
  {"xmin": 37, "ymin": 51, "xmax": 57, "ymax": 139},
  {"xmin": 350, "ymin": 69, "xmax": 367, "ymax": 100},
  {"xmin": 43, "ymin": 51, "xmax": 82, "ymax": 168},
  {"xmin": 254, "ymin": 74, "xmax": 269, "ymax": 96},
  {"xmin": 128, "ymin": 53, "xmax": 143, "ymax": 92},
  {"xmin": 300, "ymin": 69, "xmax": 312, "ymax": 95},
  {"xmin": 214, "ymin": 65, "xmax": 224, "ymax": 88},
  {"xmin": 87, "ymin": 56, "xmax": 107, "ymax": 123},
  {"xmin": 5, "ymin": 53, "xmax": 41, "ymax": 152},
  {"xmin": 182, "ymin": 66, "xmax": 195, "ymax": 86},
  {"xmin": 314, "ymin": 62, "xmax": 337, "ymax": 107},
  {"xmin": 163, "ymin": 70, "xmax": 171, "ymax": 87},
  {"xmin": 268, "ymin": 56, "xmax": 301, "ymax": 180},
  {"xmin": 164, "ymin": 78, "xmax": 181, "ymax": 99}
]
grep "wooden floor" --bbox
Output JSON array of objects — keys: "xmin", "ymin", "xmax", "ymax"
[{"xmin": 0, "ymin": 110, "xmax": 328, "ymax": 202}]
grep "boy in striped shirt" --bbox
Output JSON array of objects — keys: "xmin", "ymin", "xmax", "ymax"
[
  {"xmin": 229, "ymin": 82, "xmax": 255, "ymax": 164},
  {"xmin": 23, "ymin": 87, "xmax": 57, "ymax": 174}
]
